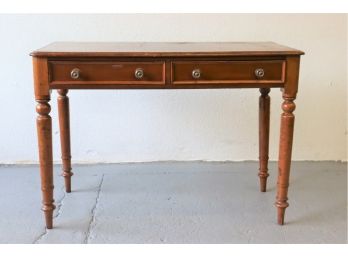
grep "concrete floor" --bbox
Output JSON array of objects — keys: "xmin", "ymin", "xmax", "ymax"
[{"xmin": 0, "ymin": 161, "xmax": 346, "ymax": 244}]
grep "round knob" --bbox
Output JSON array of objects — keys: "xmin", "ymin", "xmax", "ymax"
[
  {"xmin": 254, "ymin": 68, "xmax": 265, "ymax": 79},
  {"xmin": 192, "ymin": 69, "xmax": 201, "ymax": 79},
  {"xmin": 70, "ymin": 68, "xmax": 80, "ymax": 79},
  {"xmin": 134, "ymin": 68, "xmax": 144, "ymax": 79}
]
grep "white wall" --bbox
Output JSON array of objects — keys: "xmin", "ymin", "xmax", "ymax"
[{"xmin": 0, "ymin": 14, "xmax": 346, "ymax": 163}]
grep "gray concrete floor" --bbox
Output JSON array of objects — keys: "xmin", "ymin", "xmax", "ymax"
[{"xmin": 0, "ymin": 161, "xmax": 346, "ymax": 244}]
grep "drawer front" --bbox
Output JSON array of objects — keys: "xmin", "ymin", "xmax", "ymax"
[
  {"xmin": 171, "ymin": 60, "xmax": 285, "ymax": 84},
  {"xmin": 49, "ymin": 61, "xmax": 165, "ymax": 85}
]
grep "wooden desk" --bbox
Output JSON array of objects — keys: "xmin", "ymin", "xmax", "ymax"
[{"xmin": 31, "ymin": 42, "xmax": 304, "ymax": 229}]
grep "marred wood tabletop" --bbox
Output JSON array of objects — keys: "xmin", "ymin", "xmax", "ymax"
[{"xmin": 31, "ymin": 42, "xmax": 304, "ymax": 57}]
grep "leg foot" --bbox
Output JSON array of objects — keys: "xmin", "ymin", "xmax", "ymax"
[
  {"xmin": 43, "ymin": 206, "xmax": 54, "ymax": 229},
  {"xmin": 277, "ymin": 207, "xmax": 286, "ymax": 225},
  {"xmin": 259, "ymin": 177, "xmax": 268, "ymax": 193}
]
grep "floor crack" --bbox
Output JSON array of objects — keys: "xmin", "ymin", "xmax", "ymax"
[
  {"xmin": 54, "ymin": 186, "xmax": 67, "ymax": 219},
  {"xmin": 84, "ymin": 173, "xmax": 104, "ymax": 244},
  {"xmin": 33, "ymin": 185, "xmax": 67, "ymax": 244},
  {"xmin": 32, "ymin": 226, "xmax": 47, "ymax": 244}
]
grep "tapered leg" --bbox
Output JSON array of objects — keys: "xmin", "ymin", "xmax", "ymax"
[
  {"xmin": 36, "ymin": 99, "xmax": 55, "ymax": 229},
  {"xmin": 57, "ymin": 89, "xmax": 73, "ymax": 193},
  {"xmin": 258, "ymin": 88, "xmax": 270, "ymax": 192},
  {"xmin": 275, "ymin": 95, "xmax": 296, "ymax": 225}
]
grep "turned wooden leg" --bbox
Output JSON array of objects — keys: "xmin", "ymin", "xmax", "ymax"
[
  {"xmin": 57, "ymin": 89, "xmax": 73, "ymax": 193},
  {"xmin": 36, "ymin": 99, "xmax": 55, "ymax": 229},
  {"xmin": 275, "ymin": 95, "xmax": 296, "ymax": 225},
  {"xmin": 258, "ymin": 88, "xmax": 270, "ymax": 192}
]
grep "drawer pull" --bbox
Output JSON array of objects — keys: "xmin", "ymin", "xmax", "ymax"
[
  {"xmin": 70, "ymin": 68, "xmax": 80, "ymax": 79},
  {"xmin": 192, "ymin": 69, "xmax": 201, "ymax": 79},
  {"xmin": 254, "ymin": 68, "xmax": 265, "ymax": 79},
  {"xmin": 134, "ymin": 68, "xmax": 144, "ymax": 79}
]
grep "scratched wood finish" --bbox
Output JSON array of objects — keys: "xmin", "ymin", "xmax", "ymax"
[
  {"xmin": 57, "ymin": 89, "xmax": 73, "ymax": 193},
  {"xmin": 31, "ymin": 42, "xmax": 303, "ymax": 229}
]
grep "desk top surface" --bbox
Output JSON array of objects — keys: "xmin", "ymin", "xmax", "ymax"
[{"xmin": 31, "ymin": 42, "xmax": 304, "ymax": 58}]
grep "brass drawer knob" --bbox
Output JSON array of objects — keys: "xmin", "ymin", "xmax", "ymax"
[
  {"xmin": 70, "ymin": 68, "xmax": 80, "ymax": 79},
  {"xmin": 192, "ymin": 69, "xmax": 201, "ymax": 79},
  {"xmin": 255, "ymin": 68, "xmax": 265, "ymax": 79},
  {"xmin": 135, "ymin": 68, "xmax": 144, "ymax": 79}
]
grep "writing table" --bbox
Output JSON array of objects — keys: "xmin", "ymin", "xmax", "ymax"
[{"xmin": 31, "ymin": 42, "xmax": 304, "ymax": 229}]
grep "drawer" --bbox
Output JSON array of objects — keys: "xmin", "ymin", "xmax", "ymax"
[
  {"xmin": 171, "ymin": 60, "xmax": 285, "ymax": 85},
  {"xmin": 49, "ymin": 61, "xmax": 165, "ymax": 85}
]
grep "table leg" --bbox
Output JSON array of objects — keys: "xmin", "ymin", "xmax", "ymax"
[
  {"xmin": 57, "ymin": 89, "xmax": 73, "ymax": 193},
  {"xmin": 276, "ymin": 94, "xmax": 296, "ymax": 225},
  {"xmin": 258, "ymin": 88, "xmax": 270, "ymax": 192},
  {"xmin": 36, "ymin": 99, "xmax": 55, "ymax": 229}
]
